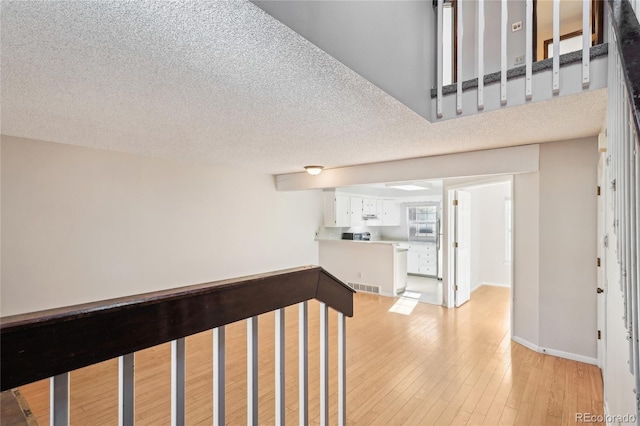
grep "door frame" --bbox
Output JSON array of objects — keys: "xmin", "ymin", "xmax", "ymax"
[
  {"xmin": 444, "ymin": 176, "xmax": 515, "ymax": 336},
  {"xmin": 453, "ymin": 189, "xmax": 472, "ymax": 307}
]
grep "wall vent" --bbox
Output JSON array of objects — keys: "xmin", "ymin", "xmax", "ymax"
[{"xmin": 347, "ymin": 282, "xmax": 380, "ymax": 294}]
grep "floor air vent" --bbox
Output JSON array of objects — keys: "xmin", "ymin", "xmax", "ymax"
[{"xmin": 348, "ymin": 282, "xmax": 380, "ymax": 294}]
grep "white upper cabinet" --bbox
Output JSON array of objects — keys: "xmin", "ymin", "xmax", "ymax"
[
  {"xmin": 323, "ymin": 193, "xmax": 402, "ymax": 228},
  {"xmin": 324, "ymin": 192, "xmax": 351, "ymax": 227},
  {"xmin": 362, "ymin": 198, "xmax": 378, "ymax": 217},
  {"xmin": 381, "ymin": 200, "xmax": 401, "ymax": 226},
  {"xmin": 350, "ymin": 196, "xmax": 364, "ymax": 227}
]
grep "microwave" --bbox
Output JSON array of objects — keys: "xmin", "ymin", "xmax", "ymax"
[{"xmin": 342, "ymin": 232, "xmax": 363, "ymax": 240}]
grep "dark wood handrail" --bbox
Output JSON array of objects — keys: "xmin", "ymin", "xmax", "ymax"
[
  {"xmin": 609, "ymin": 0, "xmax": 640, "ymax": 141},
  {"xmin": 0, "ymin": 265, "xmax": 354, "ymax": 391}
]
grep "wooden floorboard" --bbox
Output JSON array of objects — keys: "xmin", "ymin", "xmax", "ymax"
[{"xmin": 17, "ymin": 286, "xmax": 604, "ymax": 425}]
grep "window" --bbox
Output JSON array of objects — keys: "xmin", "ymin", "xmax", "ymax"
[{"xmin": 544, "ymin": 30, "xmax": 585, "ymax": 59}]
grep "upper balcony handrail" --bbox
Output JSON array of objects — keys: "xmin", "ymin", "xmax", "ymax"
[
  {"xmin": 609, "ymin": 0, "xmax": 640, "ymax": 141},
  {"xmin": 0, "ymin": 265, "xmax": 354, "ymax": 391}
]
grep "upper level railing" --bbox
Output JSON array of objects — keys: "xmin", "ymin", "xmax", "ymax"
[
  {"xmin": 607, "ymin": 0, "xmax": 640, "ymax": 417},
  {"xmin": 0, "ymin": 265, "xmax": 355, "ymax": 425},
  {"xmin": 434, "ymin": 0, "xmax": 608, "ymax": 120},
  {"xmin": 610, "ymin": 0, "xmax": 640, "ymax": 139}
]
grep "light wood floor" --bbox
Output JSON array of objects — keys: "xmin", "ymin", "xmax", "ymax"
[{"xmin": 17, "ymin": 286, "xmax": 603, "ymax": 425}]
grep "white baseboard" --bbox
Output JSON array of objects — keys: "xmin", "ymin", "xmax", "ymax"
[
  {"xmin": 512, "ymin": 336, "xmax": 540, "ymax": 352},
  {"xmin": 511, "ymin": 336, "xmax": 598, "ymax": 365},
  {"xmin": 471, "ymin": 283, "xmax": 511, "ymax": 293},
  {"xmin": 483, "ymin": 281, "xmax": 511, "ymax": 288}
]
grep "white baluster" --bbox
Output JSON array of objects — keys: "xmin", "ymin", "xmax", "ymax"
[
  {"xmin": 501, "ymin": 0, "xmax": 508, "ymax": 104},
  {"xmin": 582, "ymin": 0, "xmax": 590, "ymax": 86},
  {"xmin": 247, "ymin": 316, "xmax": 258, "ymax": 425},
  {"xmin": 320, "ymin": 303, "xmax": 329, "ymax": 426},
  {"xmin": 525, "ymin": 0, "xmax": 533, "ymax": 99},
  {"xmin": 275, "ymin": 309, "xmax": 285, "ymax": 425},
  {"xmin": 299, "ymin": 302, "xmax": 309, "ymax": 426},
  {"xmin": 477, "ymin": 0, "xmax": 485, "ymax": 109},
  {"xmin": 214, "ymin": 326, "xmax": 226, "ymax": 426},
  {"xmin": 50, "ymin": 373, "xmax": 69, "ymax": 426},
  {"xmin": 628, "ymin": 112, "xmax": 639, "ymax": 379},
  {"xmin": 171, "ymin": 338, "xmax": 185, "ymax": 426},
  {"xmin": 456, "ymin": 0, "xmax": 463, "ymax": 113},
  {"xmin": 338, "ymin": 313, "xmax": 347, "ymax": 426},
  {"xmin": 437, "ymin": 0, "xmax": 443, "ymax": 118},
  {"xmin": 552, "ymin": 0, "xmax": 560, "ymax": 93},
  {"xmin": 118, "ymin": 353, "xmax": 135, "ymax": 426}
]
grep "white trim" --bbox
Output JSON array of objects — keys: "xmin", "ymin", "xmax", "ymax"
[
  {"xmin": 481, "ymin": 281, "xmax": 511, "ymax": 288},
  {"xmin": 509, "ymin": 180, "xmax": 514, "ymax": 339},
  {"xmin": 512, "ymin": 336, "xmax": 598, "ymax": 365},
  {"xmin": 512, "ymin": 335, "xmax": 539, "ymax": 352},
  {"xmin": 470, "ymin": 282, "xmax": 510, "ymax": 292},
  {"xmin": 604, "ymin": 401, "xmax": 612, "ymax": 426}
]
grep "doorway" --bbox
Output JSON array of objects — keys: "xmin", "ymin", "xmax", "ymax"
[{"xmin": 447, "ymin": 179, "xmax": 514, "ymax": 309}]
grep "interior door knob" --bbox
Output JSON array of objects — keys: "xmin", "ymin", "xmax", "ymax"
[{"xmin": 597, "ymin": 287, "xmax": 604, "ymax": 294}]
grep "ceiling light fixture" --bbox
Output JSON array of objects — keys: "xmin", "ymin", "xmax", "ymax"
[
  {"xmin": 388, "ymin": 184, "xmax": 426, "ymax": 191},
  {"xmin": 305, "ymin": 166, "xmax": 324, "ymax": 175}
]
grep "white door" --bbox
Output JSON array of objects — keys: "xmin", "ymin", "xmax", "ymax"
[{"xmin": 455, "ymin": 190, "xmax": 472, "ymax": 307}]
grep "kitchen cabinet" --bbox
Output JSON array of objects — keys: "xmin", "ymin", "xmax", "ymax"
[
  {"xmin": 407, "ymin": 242, "xmax": 437, "ymax": 276},
  {"xmin": 407, "ymin": 249, "xmax": 419, "ymax": 273},
  {"xmin": 323, "ymin": 192, "xmax": 351, "ymax": 227},
  {"xmin": 362, "ymin": 198, "xmax": 378, "ymax": 217},
  {"xmin": 323, "ymin": 192, "xmax": 401, "ymax": 228},
  {"xmin": 350, "ymin": 197, "xmax": 364, "ymax": 226},
  {"xmin": 381, "ymin": 200, "xmax": 400, "ymax": 226}
]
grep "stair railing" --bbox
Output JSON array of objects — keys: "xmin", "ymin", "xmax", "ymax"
[
  {"xmin": 607, "ymin": 0, "xmax": 640, "ymax": 417},
  {"xmin": 0, "ymin": 265, "xmax": 354, "ymax": 426}
]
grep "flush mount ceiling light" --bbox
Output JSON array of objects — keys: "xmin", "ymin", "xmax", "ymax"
[
  {"xmin": 387, "ymin": 184, "xmax": 427, "ymax": 191},
  {"xmin": 304, "ymin": 166, "xmax": 324, "ymax": 175}
]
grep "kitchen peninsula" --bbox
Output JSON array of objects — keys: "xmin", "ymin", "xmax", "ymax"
[{"xmin": 317, "ymin": 239, "xmax": 407, "ymax": 296}]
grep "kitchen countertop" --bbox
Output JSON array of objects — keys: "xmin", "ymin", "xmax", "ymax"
[
  {"xmin": 315, "ymin": 239, "xmax": 410, "ymax": 251},
  {"xmin": 316, "ymin": 239, "xmax": 434, "ymax": 245},
  {"xmin": 316, "ymin": 238, "xmax": 397, "ymax": 245}
]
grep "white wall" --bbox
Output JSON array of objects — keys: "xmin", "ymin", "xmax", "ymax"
[
  {"xmin": 1, "ymin": 136, "xmax": 323, "ymax": 316},
  {"xmin": 538, "ymin": 137, "xmax": 598, "ymax": 360},
  {"xmin": 253, "ymin": 0, "xmax": 435, "ymax": 119},
  {"xmin": 460, "ymin": 1, "xmax": 527, "ymax": 80},
  {"xmin": 318, "ymin": 240, "xmax": 395, "ymax": 296},
  {"xmin": 513, "ymin": 171, "xmax": 540, "ymax": 347},
  {"xmin": 467, "ymin": 182, "xmax": 511, "ymax": 291}
]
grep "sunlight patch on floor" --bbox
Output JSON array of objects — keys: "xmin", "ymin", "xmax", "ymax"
[{"xmin": 388, "ymin": 293, "xmax": 420, "ymax": 315}]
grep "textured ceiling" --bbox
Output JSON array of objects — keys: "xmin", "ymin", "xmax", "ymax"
[{"xmin": 1, "ymin": 0, "xmax": 607, "ymax": 175}]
